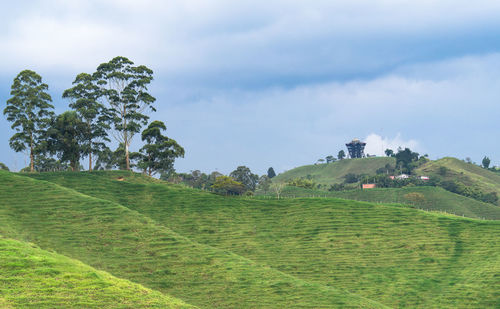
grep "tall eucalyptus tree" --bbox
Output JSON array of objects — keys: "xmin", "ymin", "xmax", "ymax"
[
  {"xmin": 63, "ymin": 72, "xmax": 110, "ymax": 171},
  {"xmin": 95, "ymin": 56, "xmax": 156, "ymax": 170},
  {"xmin": 4, "ymin": 70, "xmax": 54, "ymax": 172}
]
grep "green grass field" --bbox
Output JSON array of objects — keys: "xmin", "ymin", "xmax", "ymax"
[
  {"xmin": 25, "ymin": 170, "xmax": 500, "ymax": 308},
  {"xmin": 259, "ymin": 185, "xmax": 500, "ymax": 220},
  {"xmin": 273, "ymin": 157, "xmax": 395, "ymax": 185},
  {"xmin": 1, "ymin": 170, "xmax": 386, "ymax": 308},
  {"xmin": 0, "ymin": 236, "xmax": 193, "ymax": 308}
]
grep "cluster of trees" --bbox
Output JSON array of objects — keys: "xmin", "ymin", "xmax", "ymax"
[
  {"xmin": 439, "ymin": 179, "xmax": 498, "ymax": 204},
  {"xmin": 286, "ymin": 177, "xmax": 317, "ymax": 189},
  {"xmin": 166, "ymin": 166, "xmax": 276, "ymax": 196},
  {"xmin": 3, "ymin": 57, "xmax": 184, "ymax": 176},
  {"xmin": 383, "ymin": 147, "xmax": 428, "ymax": 174},
  {"xmin": 330, "ymin": 166, "xmax": 499, "ymax": 205},
  {"xmin": 317, "ymin": 150, "xmax": 346, "ymax": 164}
]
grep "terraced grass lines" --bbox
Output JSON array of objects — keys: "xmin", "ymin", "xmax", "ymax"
[
  {"xmin": 30, "ymin": 171, "xmax": 500, "ymax": 308},
  {"xmin": 0, "ymin": 171, "xmax": 385, "ymax": 308},
  {"xmin": 0, "ymin": 236, "xmax": 193, "ymax": 308},
  {"xmin": 261, "ymin": 185, "xmax": 500, "ymax": 220}
]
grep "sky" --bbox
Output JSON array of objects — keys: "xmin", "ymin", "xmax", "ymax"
[{"xmin": 1, "ymin": 0, "xmax": 500, "ymax": 174}]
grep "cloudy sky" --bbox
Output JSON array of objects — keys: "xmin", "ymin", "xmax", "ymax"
[{"xmin": 1, "ymin": 0, "xmax": 500, "ymax": 174}]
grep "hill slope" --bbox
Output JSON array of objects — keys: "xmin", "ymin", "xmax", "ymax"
[
  {"xmin": 29, "ymin": 171, "xmax": 500, "ymax": 308},
  {"xmin": 274, "ymin": 157, "xmax": 395, "ymax": 185},
  {"xmin": 418, "ymin": 157, "xmax": 500, "ymax": 204},
  {"xmin": 261, "ymin": 185, "xmax": 500, "ymax": 220},
  {"xmin": 0, "ymin": 236, "xmax": 193, "ymax": 308},
  {"xmin": 1, "ymin": 171, "xmax": 385, "ymax": 309}
]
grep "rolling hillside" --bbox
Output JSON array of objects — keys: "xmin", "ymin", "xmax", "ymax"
[
  {"xmin": 27, "ymin": 171, "xmax": 500, "ymax": 308},
  {"xmin": 0, "ymin": 236, "xmax": 193, "ymax": 308},
  {"xmin": 274, "ymin": 157, "xmax": 395, "ymax": 185},
  {"xmin": 1, "ymin": 170, "xmax": 385, "ymax": 309},
  {"xmin": 417, "ymin": 157, "xmax": 500, "ymax": 204},
  {"xmin": 259, "ymin": 185, "xmax": 500, "ymax": 220}
]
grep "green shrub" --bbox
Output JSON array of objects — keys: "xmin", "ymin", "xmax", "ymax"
[
  {"xmin": 286, "ymin": 178, "xmax": 316, "ymax": 189},
  {"xmin": 0, "ymin": 163, "xmax": 9, "ymax": 171}
]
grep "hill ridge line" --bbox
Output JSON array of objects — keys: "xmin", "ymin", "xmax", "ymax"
[{"xmin": 51, "ymin": 171, "xmax": 499, "ymax": 223}]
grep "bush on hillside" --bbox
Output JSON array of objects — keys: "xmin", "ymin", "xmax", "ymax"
[
  {"xmin": 343, "ymin": 173, "xmax": 360, "ymax": 184},
  {"xmin": 404, "ymin": 192, "xmax": 426, "ymax": 205},
  {"xmin": 286, "ymin": 178, "xmax": 316, "ymax": 189},
  {"xmin": 376, "ymin": 163, "xmax": 395, "ymax": 175},
  {"xmin": 211, "ymin": 176, "xmax": 246, "ymax": 196},
  {"xmin": 0, "ymin": 163, "xmax": 9, "ymax": 171},
  {"xmin": 439, "ymin": 180, "xmax": 498, "ymax": 204},
  {"xmin": 329, "ymin": 183, "xmax": 345, "ymax": 191}
]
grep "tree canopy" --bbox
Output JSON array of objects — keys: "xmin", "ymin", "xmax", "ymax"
[
  {"xmin": 267, "ymin": 167, "xmax": 276, "ymax": 178},
  {"xmin": 63, "ymin": 72, "xmax": 111, "ymax": 171},
  {"xmin": 482, "ymin": 156, "xmax": 491, "ymax": 169},
  {"xmin": 4, "ymin": 70, "xmax": 54, "ymax": 172},
  {"xmin": 211, "ymin": 175, "xmax": 245, "ymax": 195},
  {"xmin": 95, "ymin": 56, "xmax": 156, "ymax": 170},
  {"xmin": 395, "ymin": 148, "xmax": 420, "ymax": 174},
  {"xmin": 338, "ymin": 150, "xmax": 346, "ymax": 160},
  {"xmin": 44, "ymin": 111, "xmax": 87, "ymax": 171},
  {"xmin": 229, "ymin": 166, "xmax": 259, "ymax": 191},
  {"xmin": 138, "ymin": 121, "xmax": 185, "ymax": 176}
]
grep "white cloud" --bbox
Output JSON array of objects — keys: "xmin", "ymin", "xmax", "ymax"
[{"xmin": 364, "ymin": 133, "xmax": 420, "ymax": 157}]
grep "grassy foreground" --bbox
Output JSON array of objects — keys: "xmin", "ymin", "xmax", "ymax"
[
  {"xmin": 258, "ymin": 185, "xmax": 500, "ymax": 220},
  {"xmin": 0, "ymin": 236, "xmax": 193, "ymax": 308},
  {"xmin": 1, "ymin": 170, "xmax": 385, "ymax": 308},
  {"xmin": 29, "ymin": 171, "xmax": 500, "ymax": 308}
]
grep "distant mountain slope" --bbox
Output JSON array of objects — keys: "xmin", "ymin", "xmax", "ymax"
[
  {"xmin": 274, "ymin": 157, "xmax": 395, "ymax": 185},
  {"xmin": 30, "ymin": 171, "xmax": 500, "ymax": 308},
  {"xmin": 1, "ymin": 171, "xmax": 386, "ymax": 309},
  {"xmin": 0, "ymin": 236, "xmax": 193, "ymax": 308},
  {"xmin": 418, "ymin": 157, "xmax": 500, "ymax": 204},
  {"xmin": 267, "ymin": 186, "xmax": 500, "ymax": 220}
]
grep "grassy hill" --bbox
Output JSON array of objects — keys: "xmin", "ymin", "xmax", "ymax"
[
  {"xmin": 417, "ymin": 157, "xmax": 500, "ymax": 204},
  {"xmin": 274, "ymin": 157, "xmax": 395, "ymax": 185},
  {"xmin": 259, "ymin": 185, "xmax": 500, "ymax": 220},
  {"xmin": 27, "ymin": 171, "xmax": 500, "ymax": 308},
  {"xmin": 0, "ymin": 236, "xmax": 193, "ymax": 308},
  {"xmin": 1, "ymin": 170, "xmax": 385, "ymax": 309}
]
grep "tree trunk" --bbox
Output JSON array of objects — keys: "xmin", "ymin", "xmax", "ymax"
[
  {"xmin": 30, "ymin": 148, "xmax": 34, "ymax": 173},
  {"xmin": 125, "ymin": 142, "xmax": 130, "ymax": 170},
  {"xmin": 123, "ymin": 105, "xmax": 130, "ymax": 170},
  {"xmin": 89, "ymin": 152, "xmax": 92, "ymax": 172},
  {"xmin": 30, "ymin": 134, "xmax": 34, "ymax": 173}
]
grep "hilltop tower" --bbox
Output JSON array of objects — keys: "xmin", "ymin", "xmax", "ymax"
[{"xmin": 346, "ymin": 139, "xmax": 366, "ymax": 158}]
